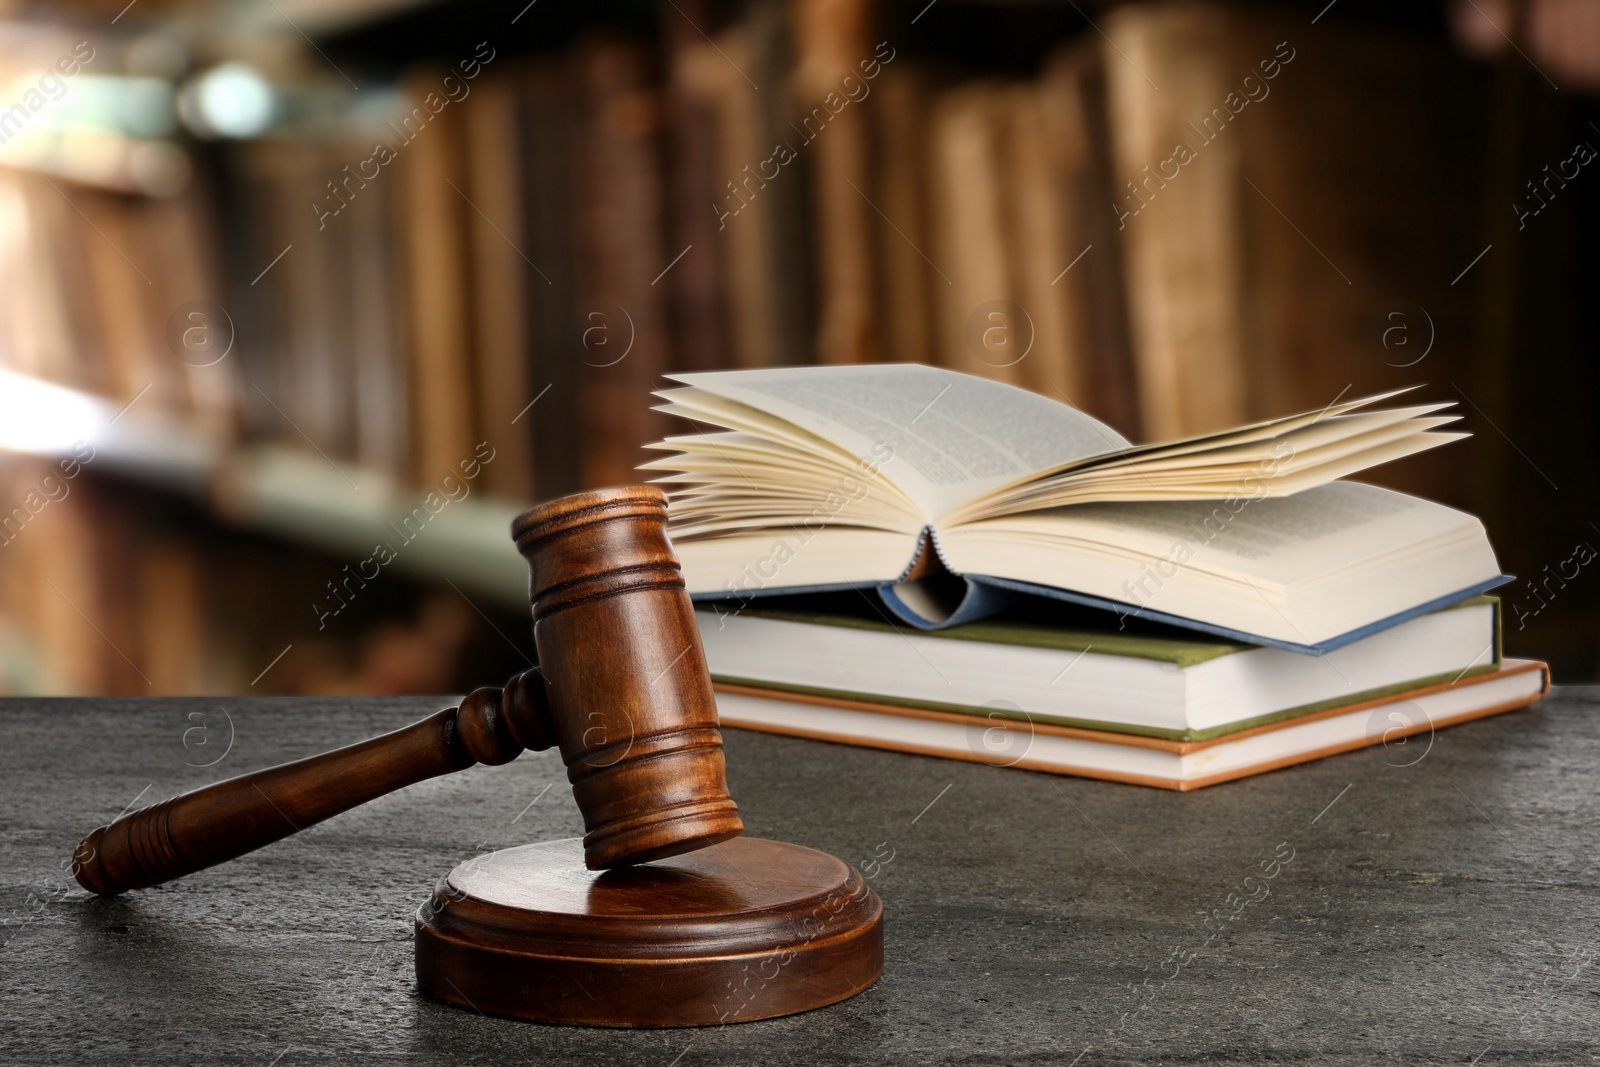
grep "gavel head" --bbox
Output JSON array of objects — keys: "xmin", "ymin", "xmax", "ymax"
[{"xmin": 510, "ymin": 485, "xmax": 742, "ymax": 870}]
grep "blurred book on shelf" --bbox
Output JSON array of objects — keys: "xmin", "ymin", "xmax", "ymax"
[{"xmin": 0, "ymin": 0, "xmax": 1594, "ymax": 694}]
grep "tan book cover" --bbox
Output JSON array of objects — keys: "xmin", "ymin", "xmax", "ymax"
[
  {"xmin": 5, "ymin": 468, "xmax": 131, "ymax": 693},
  {"xmin": 792, "ymin": 0, "xmax": 880, "ymax": 365},
  {"xmin": 521, "ymin": 60, "xmax": 582, "ymax": 498},
  {"xmin": 242, "ymin": 136, "xmax": 351, "ymax": 457},
  {"xmin": 136, "ymin": 539, "xmax": 209, "ymax": 694},
  {"xmin": 571, "ymin": 38, "xmax": 672, "ymax": 489},
  {"xmin": 1037, "ymin": 44, "xmax": 1135, "ymax": 427},
  {"xmin": 1001, "ymin": 82, "xmax": 1077, "ymax": 400},
  {"xmin": 345, "ymin": 139, "xmax": 409, "ymax": 483},
  {"xmin": 713, "ymin": 660, "xmax": 1550, "ymax": 790},
  {"xmin": 870, "ymin": 65, "xmax": 935, "ymax": 365},
  {"xmin": 929, "ymin": 82, "xmax": 1020, "ymax": 386},
  {"xmin": 143, "ymin": 181, "xmax": 242, "ymax": 439},
  {"xmin": 16, "ymin": 175, "xmax": 94, "ymax": 394},
  {"xmin": 398, "ymin": 68, "xmax": 477, "ymax": 485},
  {"xmin": 463, "ymin": 69, "xmax": 536, "ymax": 501},
  {"xmin": 1102, "ymin": 2, "xmax": 1250, "ymax": 440},
  {"xmin": 76, "ymin": 189, "xmax": 182, "ymax": 414},
  {"xmin": 676, "ymin": 23, "xmax": 784, "ymax": 370},
  {"xmin": 662, "ymin": 0, "xmax": 733, "ymax": 373}
]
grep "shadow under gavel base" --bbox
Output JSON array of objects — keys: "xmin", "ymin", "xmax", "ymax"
[{"xmin": 415, "ymin": 836, "xmax": 884, "ymax": 1027}]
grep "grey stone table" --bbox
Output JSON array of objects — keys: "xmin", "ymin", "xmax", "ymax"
[{"xmin": 2, "ymin": 692, "xmax": 1597, "ymax": 1066}]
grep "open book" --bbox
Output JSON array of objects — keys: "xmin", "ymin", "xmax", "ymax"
[{"xmin": 644, "ymin": 365, "xmax": 1509, "ymax": 652}]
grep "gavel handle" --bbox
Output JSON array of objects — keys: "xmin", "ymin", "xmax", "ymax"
[{"xmin": 73, "ymin": 672, "xmax": 553, "ymax": 896}]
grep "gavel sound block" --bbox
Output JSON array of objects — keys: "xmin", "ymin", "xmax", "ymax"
[{"xmin": 70, "ymin": 486, "xmax": 883, "ymax": 1027}]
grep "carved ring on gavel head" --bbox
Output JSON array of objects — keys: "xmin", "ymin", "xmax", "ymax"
[
  {"xmin": 512, "ymin": 485, "xmax": 742, "ymax": 869},
  {"xmin": 71, "ymin": 485, "xmax": 741, "ymax": 895}
]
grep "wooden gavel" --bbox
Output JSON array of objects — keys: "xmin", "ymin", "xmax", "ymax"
[{"xmin": 72, "ymin": 486, "xmax": 744, "ymax": 895}]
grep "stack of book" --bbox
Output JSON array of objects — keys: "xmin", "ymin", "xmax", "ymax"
[
  {"xmin": 651, "ymin": 364, "xmax": 1550, "ymax": 789},
  {"xmin": 700, "ymin": 596, "xmax": 1544, "ymax": 789}
]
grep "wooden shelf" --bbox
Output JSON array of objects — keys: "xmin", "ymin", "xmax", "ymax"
[{"xmin": 0, "ymin": 371, "xmax": 530, "ymax": 611}]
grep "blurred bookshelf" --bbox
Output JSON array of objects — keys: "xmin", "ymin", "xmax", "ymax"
[{"xmin": 0, "ymin": 0, "xmax": 1597, "ymax": 694}]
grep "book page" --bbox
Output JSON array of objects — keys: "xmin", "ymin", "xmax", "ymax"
[
  {"xmin": 941, "ymin": 393, "xmax": 1463, "ymax": 523},
  {"xmin": 667, "ymin": 365, "xmax": 1130, "ymax": 516},
  {"xmin": 1057, "ymin": 484, "xmax": 1442, "ymax": 578},
  {"xmin": 955, "ymin": 482, "xmax": 1483, "ymax": 584},
  {"xmin": 937, "ymin": 482, "xmax": 1502, "ymax": 644},
  {"xmin": 934, "ymin": 479, "xmax": 1497, "ymax": 620}
]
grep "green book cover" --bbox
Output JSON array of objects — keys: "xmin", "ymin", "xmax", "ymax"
[{"xmin": 703, "ymin": 596, "xmax": 1501, "ymax": 742}]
